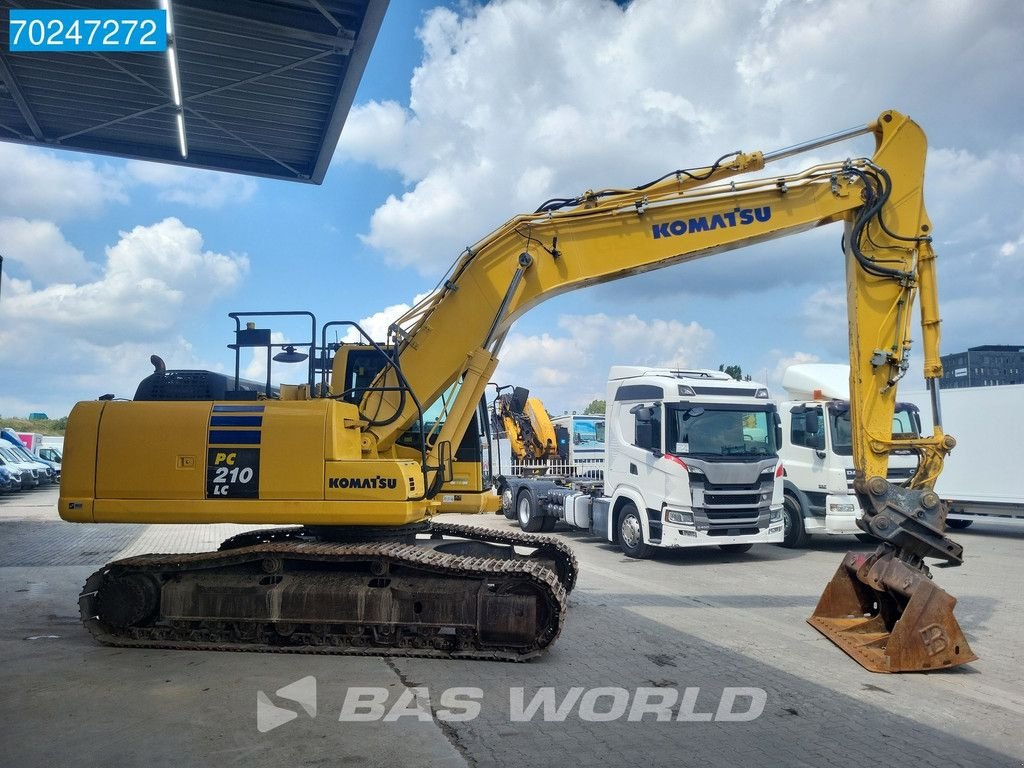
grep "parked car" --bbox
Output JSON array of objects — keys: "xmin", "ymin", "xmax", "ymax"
[
  {"xmin": 0, "ymin": 439, "xmax": 57, "ymax": 484},
  {"xmin": 38, "ymin": 447, "xmax": 62, "ymax": 464},
  {"xmin": 0, "ymin": 463, "xmax": 21, "ymax": 493},
  {"xmin": 29, "ymin": 454, "xmax": 60, "ymax": 483},
  {"xmin": 0, "ymin": 447, "xmax": 40, "ymax": 489}
]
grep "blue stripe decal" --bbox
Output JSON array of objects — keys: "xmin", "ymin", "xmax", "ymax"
[
  {"xmin": 210, "ymin": 416, "xmax": 263, "ymax": 427},
  {"xmin": 212, "ymin": 405, "xmax": 265, "ymax": 413},
  {"xmin": 208, "ymin": 430, "xmax": 261, "ymax": 445}
]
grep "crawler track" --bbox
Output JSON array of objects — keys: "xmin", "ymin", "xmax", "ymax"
[
  {"xmin": 80, "ymin": 525, "xmax": 571, "ymax": 661},
  {"xmin": 215, "ymin": 521, "xmax": 578, "ymax": 593}
]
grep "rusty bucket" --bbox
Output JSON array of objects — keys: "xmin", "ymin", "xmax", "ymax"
[{"xmin": 808, "ymin": 549, "xmax": 976, "ymax": 673}]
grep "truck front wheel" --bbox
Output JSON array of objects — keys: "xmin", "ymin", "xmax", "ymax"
[
  {"xmin": 780, "ymin": 494, "xmax": 809, "ymax": 549},
  {"xmin": 618, "ymin": 505, "xmax": 652, "ymax": 559},
  {"xmin": 499, "ymin": 483, "xmax": 516, "ymax": 519},
  {"xmin": 516, "ymin": 488, "xmax": 545, "ymax": 532}
]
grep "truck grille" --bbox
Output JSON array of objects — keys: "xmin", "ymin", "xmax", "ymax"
[
  {"xmin": 704, "ymin": 492, "xmax": 760, "ymax": 507},
  {"xmin": 704, "ymin": 509, "xmax": 758, "ymax": 521},
  {"xmin": 707, "ymin": 527, "xmax": 760, "ymax": 537},
  {"xmin": 691, "ymin": 478, "xmax": 771, "ymax": 528}
]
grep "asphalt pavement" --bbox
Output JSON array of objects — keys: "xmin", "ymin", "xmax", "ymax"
[{"xmin": 1, "ymin": 486, "xmax": 1020, "ymax": 767}]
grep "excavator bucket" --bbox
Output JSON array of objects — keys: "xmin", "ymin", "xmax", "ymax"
[{"xmin": 808, "ymin": 550, "xmax": 976, "ymax": 673}]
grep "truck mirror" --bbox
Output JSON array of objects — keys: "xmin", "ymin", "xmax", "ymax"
[
  {"xmin": 804, "ymin": 410, "xmax": 820, "ymax": 435},
  {"xmin": 629, "ymin": 404, "xmax": 653, "ymax": 422}
]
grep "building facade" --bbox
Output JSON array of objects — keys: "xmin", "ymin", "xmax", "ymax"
[{"xmin": 939, "ymin": 345, "xmax": 1024, "ymax": 388}]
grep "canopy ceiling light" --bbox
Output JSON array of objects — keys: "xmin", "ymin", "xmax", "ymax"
[{"xmin": 161, "ymin": 0, "xmax": 188, "ymax": 158}]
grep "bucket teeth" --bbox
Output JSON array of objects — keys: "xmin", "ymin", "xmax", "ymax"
[{"xmin": 809, "ymin": 550, "xmax": 976, "ymax": 673}]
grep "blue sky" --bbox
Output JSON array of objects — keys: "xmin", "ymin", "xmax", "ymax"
[{"xmin": 2, "ymin": 0, "xmax": 1023, "ymax": 418}]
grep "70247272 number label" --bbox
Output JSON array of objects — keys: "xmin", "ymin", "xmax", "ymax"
[{"xmin": 8, "ymin": 10, "xmax": 167, "ymax": 52}]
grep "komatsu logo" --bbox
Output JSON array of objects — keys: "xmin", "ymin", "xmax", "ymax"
[
  {"xmin": 651, "ymin": 206, "xmax": 772, "ymax": 239},
  {"xmin": 329, "ymin": 476, "xmax": 398, "ymax": 490}
]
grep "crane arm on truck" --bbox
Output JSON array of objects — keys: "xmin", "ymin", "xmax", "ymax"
[
  {"xmin": 492, "ymin": 386, "xmax": 560, "ymax": 463},
  {"xmin": 62, "ymin": 109, "xmax": 972, "ymax": 670}
]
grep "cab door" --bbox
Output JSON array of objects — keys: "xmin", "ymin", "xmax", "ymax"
[{"xmin": 787, "ymin": 404, "xmax": 829, "ymax": 512}]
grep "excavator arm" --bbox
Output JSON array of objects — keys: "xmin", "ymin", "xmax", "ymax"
[
  {"xmin": 362, "ymin": 111, "xmax": 946, "ymax": 490},
  {"xmin": 798, "ymin": 113, "xmax": 976, "ymax": 673},
  {"xmin": 351, "ymin": 109, "xmax": 975, "ymax": 671}
]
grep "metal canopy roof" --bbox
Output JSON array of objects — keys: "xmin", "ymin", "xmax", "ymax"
[{"xmin": 0, "ymin": 0, "xmax": 387, "ymax": 183}]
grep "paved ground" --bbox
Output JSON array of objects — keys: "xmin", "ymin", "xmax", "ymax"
[{"xmin": 1, "ymin": 486, "xmax": 1021, "ymax": 767}]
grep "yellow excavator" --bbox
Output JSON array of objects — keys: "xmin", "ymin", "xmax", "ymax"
[{"xmin": 60, "ymin": 109, "xmax": 974, "ymax": 670}]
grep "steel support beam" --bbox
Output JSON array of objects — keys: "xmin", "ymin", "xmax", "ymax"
[
  {"xmin": 177, "ymin": 5, "xmax": 355, "ymax": 52},
  {"xmin": 0, "ymin": 53, "xmax": 44, "ymax": 140}
]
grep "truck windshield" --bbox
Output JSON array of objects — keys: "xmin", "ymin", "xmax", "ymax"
[
  {"xmin": 666, "ymin": 405, "xmax": 777, "ymax": 459},
  {"xmin": 829, "ymin": 402, "xmax": 921, "ymax": 456},
  {"xmin": 0, "ymin": 447, "xmax": 25, "ymax": 464},
  {"xmin": 572, "ymin": 417, "xmax": 605, "ymax": 451}
]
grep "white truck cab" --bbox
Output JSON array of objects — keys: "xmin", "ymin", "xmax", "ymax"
[
  {"xmin": 778, "ymin": 364, "xmax": 919, "ymax": 547},
  {"xmin": 499, "ymin": 368, "xmax": 785, "ymax": 557},
  {"xmin": 601, "ymin": 367, "xmax": 784, "ymax": 555}
]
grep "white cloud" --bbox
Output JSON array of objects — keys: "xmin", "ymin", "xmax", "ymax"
[
  {"xmin": 0, "ymin": 217, "xmax": 97, "ymax": 284},
  {"xmin": 341, "ymin": 298, "xmax": 431, "ymax": 344},
  {"xmin": 125, "ymin": 162, "xmax": 258, "ymax": 209},
  {"xmin": 0, "ymin": 143, "xmax": 127, "ymax": 220},
  {"xmin": 337, "ymin": 101, "xmax": 413, "ymax": 173},
  {"xmin": 801, "ymin": 284, "xmax": 847, "ymax": 351},
  {"xmin": 337, "ymin": 0, "xmax": 1024, "ymax": 281},
  {"xmin": 767, "ymin": 350, "xmax": 822, "ymax": 396},
  {"xmin": 330, "ymin": 0, "xmax": 1024, "ymax": 387},
  {"xmin": 0, "ymin": 218, "xmax": 249, "ymax": 415},
  {"xmin": 0, "ymin": 142, "xmax": 259, "ymax": 223},
  {"xmin": 493, "ymin": 312, "xmax": 714, "ymax": 414}
]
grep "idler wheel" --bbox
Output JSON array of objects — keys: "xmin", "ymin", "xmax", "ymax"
[{"xmin": 96, "ymin": 573, "xmax": 160, "ymax": 627}]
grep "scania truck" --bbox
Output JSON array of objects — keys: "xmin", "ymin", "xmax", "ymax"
[{"xmin": 499, "ymin": 367, "xmax": 785, "ymax": 557}]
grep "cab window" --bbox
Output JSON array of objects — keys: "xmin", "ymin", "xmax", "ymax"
[{"xmin": 790, "ymin": 405, "xmax": 825, "ymax": 450}]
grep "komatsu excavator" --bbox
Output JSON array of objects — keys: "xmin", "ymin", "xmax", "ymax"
[{"xmin": 60, "ymin": 109, "xmax": 975, "ymax": 671}]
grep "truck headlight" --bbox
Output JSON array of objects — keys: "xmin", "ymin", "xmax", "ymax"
[
  {"xmin": 828, "ymin": 502, "xmax": 857, "ymax": 513},
  {"xmin": 770, "ymin": 508, "xmax": 783, "ymax": 523},
  {"xmin": 666, "ymin": 510, "xmax": 694, "ymax": 525}
]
